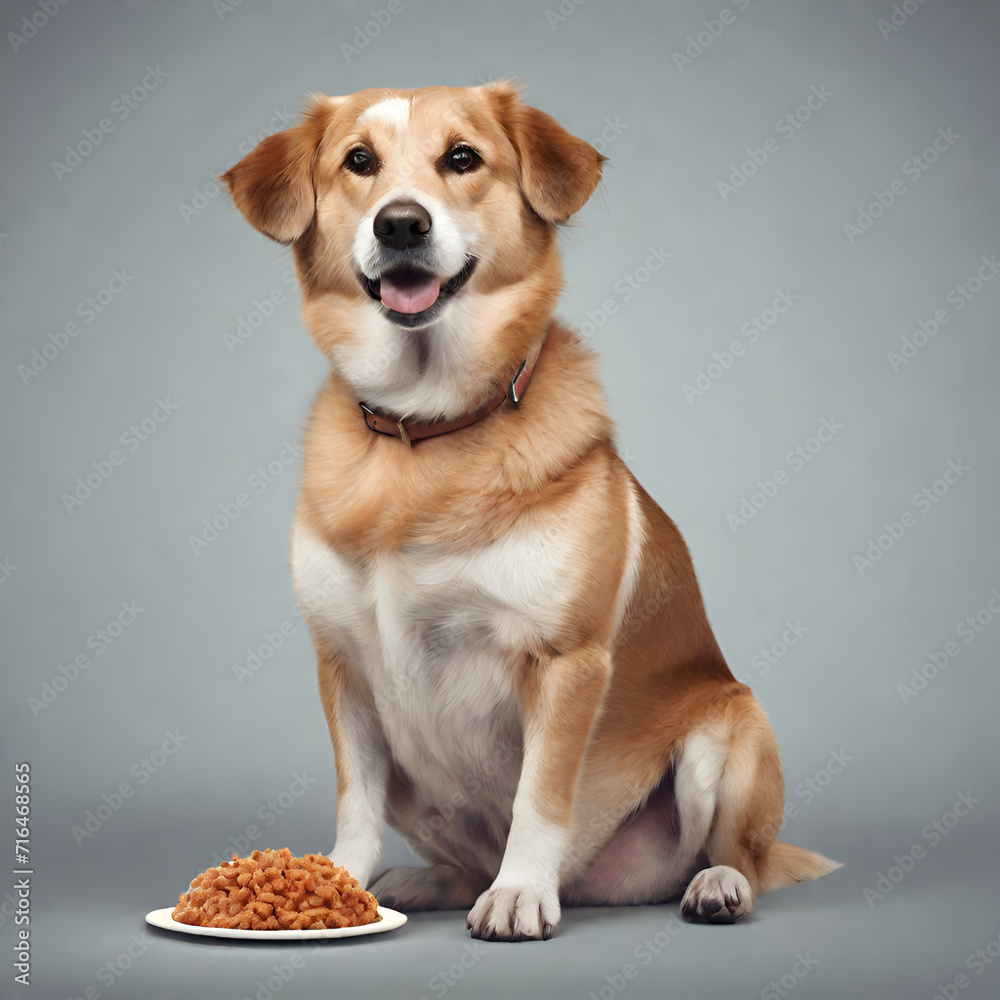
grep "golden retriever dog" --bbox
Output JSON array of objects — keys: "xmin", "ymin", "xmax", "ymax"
[{"xmin": 222, "ymin": 82, "xmax": 839, "ymax": 941}]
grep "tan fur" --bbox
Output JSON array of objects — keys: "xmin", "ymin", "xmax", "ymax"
[
  {"xmin": 223, "ymin": 82, "xmax": 838, "ymax": 939},
  {"xmin": 761, "ymin": 842, "xmax": 843, "ymax": 892}
]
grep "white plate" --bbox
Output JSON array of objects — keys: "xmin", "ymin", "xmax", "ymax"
[{"xmin": 145, "ymin": 906, "xmax": 406, "ymax": 941}]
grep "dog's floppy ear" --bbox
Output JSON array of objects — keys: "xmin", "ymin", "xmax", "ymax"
[
  {"xmin": 488, "ymin": 81, "xmax": 605, "ymax": 223},
  {"xmin": 222, "ymin": 97, "xmax": 340, "ymax": 244}
]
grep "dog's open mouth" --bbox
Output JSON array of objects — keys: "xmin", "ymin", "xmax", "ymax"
[{"xmin": 362, "ymin": 256, "xmax": 477, "ymax": 326}]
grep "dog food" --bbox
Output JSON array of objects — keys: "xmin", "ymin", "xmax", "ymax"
[{"xmin": 171, "ymin": 848, "xmax": 380, "ymax": 930}]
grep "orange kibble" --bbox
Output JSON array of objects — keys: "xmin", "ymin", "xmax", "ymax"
[{"xmin": 171, "ymin": 848, "xmax": 379, "ymax": 931}]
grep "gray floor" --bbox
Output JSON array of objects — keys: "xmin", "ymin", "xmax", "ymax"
[{"xmin": 3, "ymin": 1, "xmax": 999, "ymax": 997}]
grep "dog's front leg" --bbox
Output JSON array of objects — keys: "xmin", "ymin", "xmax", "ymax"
[
  {"xmin": 315, "ymin": 641, "xmax": 390, "ymax": 889},
  {"xmin": 466, "ymin": 645, "xmax": 610, "ymax": 941}
]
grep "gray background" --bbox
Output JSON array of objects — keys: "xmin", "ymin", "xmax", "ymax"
[{"xmin": 2, "ymin": 0, "xmax": 998, "ymax": 997}]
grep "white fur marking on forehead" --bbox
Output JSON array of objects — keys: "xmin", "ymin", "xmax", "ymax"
[{"xmin": 358, "ymin": 96, "xmax": 410, "ymax": 131}]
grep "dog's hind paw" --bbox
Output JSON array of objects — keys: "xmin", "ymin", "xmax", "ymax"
[
  {"xmin": 368, "ymin": 865, "xmax": 476, "ymax": 912},
  {"xmin": 680, "ymin": 865, "xmax": 754, "ymax": 923}
]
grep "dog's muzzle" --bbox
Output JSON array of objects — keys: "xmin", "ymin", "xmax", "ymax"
[{"xmin": 362, "ymin": 255, "xmax": 478, "ymax": 328}]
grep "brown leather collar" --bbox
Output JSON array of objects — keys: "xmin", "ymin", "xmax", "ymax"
[{"xmin": 359, "ymin": 350, "xmax": 538, "ymax": 446}]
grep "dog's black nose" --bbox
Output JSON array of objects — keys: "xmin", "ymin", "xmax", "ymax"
[{"xmin": 373, "ymin": 201, "xmax": 432, "ymax": 251}]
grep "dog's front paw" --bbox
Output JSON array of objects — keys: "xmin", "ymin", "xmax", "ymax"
[
  {"xmin": 680, "ymin": 865, "xmax": 754, "ymax": 923},
  {"xmin": 466, "ymin": 884, "xmax": 560, "ymax": 941}
]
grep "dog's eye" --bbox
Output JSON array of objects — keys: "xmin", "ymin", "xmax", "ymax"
[
  {"xmin": 345, "ymin": 148, "xmax": 378, "ymax": 176},
  {"xmin": 442, "ymin": 145, "xmax": 481, "ymax": 174}
]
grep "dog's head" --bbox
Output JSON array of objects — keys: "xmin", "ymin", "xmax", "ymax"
[{"xmin": 223, "ymin": 83, "xmax": 604, "ymax": 419}]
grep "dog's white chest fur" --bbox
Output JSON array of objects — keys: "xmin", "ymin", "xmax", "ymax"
[{"xmin": 291, "ymin": 519, "xmax": 577, "ymax": 798}]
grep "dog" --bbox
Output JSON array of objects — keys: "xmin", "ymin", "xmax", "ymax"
[{"xmin": 222, "ymin": 82, "xmax": 839, "ymax": 941}]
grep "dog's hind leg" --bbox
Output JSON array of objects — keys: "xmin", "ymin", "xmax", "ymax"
[
  {"xmin": 368, "ymin": 865, "xmax": 483, "ymax": 912},
  {"xmin": 675, "ymin": 698, "xmax": 785, "ymax": 923},
  {"xmin": 675, "ymin": 695, "xmax": 840, "ymax": 922}
]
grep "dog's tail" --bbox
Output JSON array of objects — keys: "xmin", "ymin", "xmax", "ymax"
[{"xmin": 760, "ymin": 842, "xmax": 842, "ymax": 892}]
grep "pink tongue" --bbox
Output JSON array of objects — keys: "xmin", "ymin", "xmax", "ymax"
[{"xmin": 380, "ymin": 272, "xmax": 441, "ymax": 314}]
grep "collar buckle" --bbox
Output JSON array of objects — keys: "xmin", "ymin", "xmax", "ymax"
[{"xmin": 507, "ymin": 359, "xmax": 529, "ymax": 404}]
